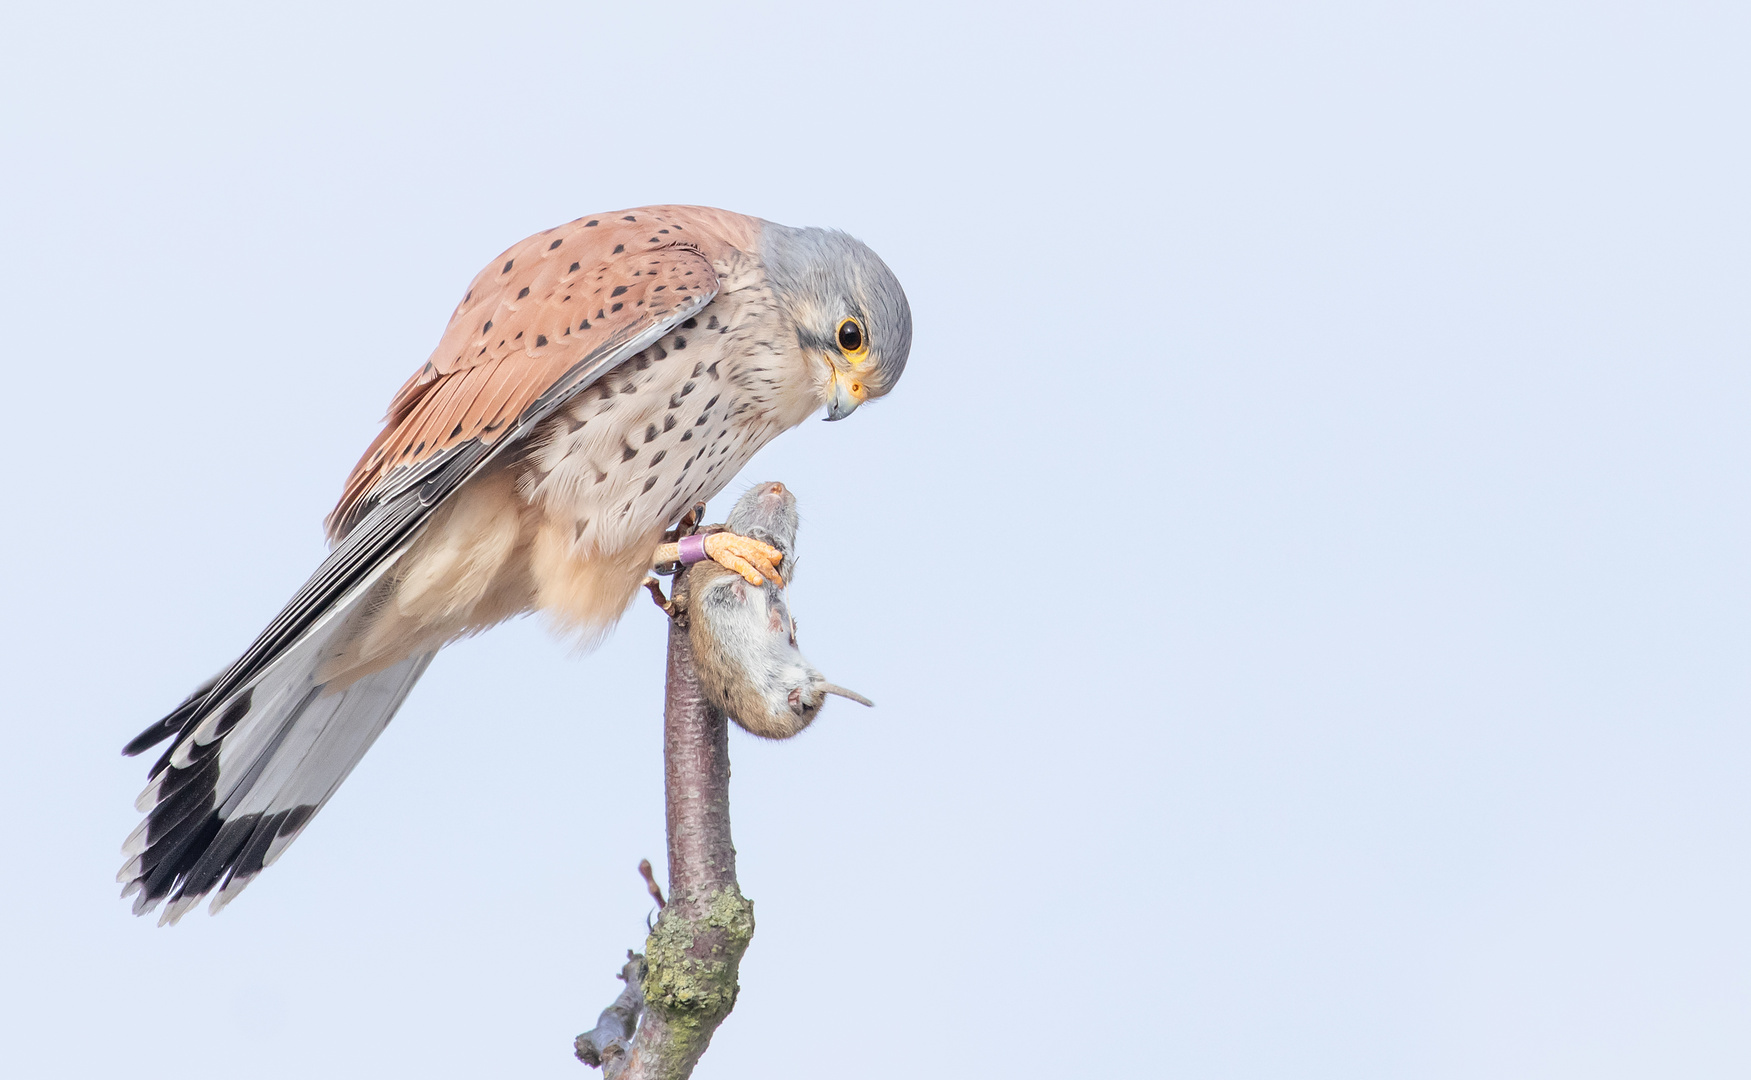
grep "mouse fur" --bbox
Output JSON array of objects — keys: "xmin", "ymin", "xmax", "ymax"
[{"xmin": 686, "ymin": 481, "xmax": 872, "ymax": 739}]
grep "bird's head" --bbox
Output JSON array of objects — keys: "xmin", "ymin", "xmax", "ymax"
[{"xmin": 760, "ymin": 222, "xmax": 913, "ymax": 421}]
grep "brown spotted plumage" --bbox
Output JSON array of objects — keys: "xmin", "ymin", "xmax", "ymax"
[
  {"xmin": 119, "ymin": 205, "xmax": 912, "ymax": 924},
  {"xmin": 329, "ymin": 208, "xmax": 758, "ymax": 538}
]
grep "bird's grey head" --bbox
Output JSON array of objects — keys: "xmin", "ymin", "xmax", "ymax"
[{"xmin": 759, "ymin": 222, "xmax": 913, "ymax": 421}]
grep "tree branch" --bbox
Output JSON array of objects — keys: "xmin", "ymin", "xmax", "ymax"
[
  {"xmin": 577, "ymin": 564, "xmax": 755, "ymax": 1079},
  {"xmin": 574, "ymin": 953, "xmax": 645, "ymax": 1072}
]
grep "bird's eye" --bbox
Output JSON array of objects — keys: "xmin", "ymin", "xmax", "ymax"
[{"xmin": 836, "ymin": 318, "xmax": 865, "ymax": 354}]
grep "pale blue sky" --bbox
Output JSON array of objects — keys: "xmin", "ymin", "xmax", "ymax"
[{"xmin": 3, "ymin": 2, "xmax": 1748, "ymax": 1077}]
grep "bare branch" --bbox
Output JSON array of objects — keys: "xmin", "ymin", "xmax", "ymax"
[{"xmin": 578, "ymin": 561, "xmax": 754, "ymax": 1079}]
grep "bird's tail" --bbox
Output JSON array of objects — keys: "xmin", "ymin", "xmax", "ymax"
[{"xmin": 119, "ymin": 589, "xmax": 435, "ymax": 925}]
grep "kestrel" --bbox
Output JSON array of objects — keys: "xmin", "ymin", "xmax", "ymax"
[{"xmin": 119, "ymin": 206, "xmax": 912, "ymax": 924}]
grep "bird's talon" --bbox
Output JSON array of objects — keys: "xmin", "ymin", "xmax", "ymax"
[{"xmin": 704, "ymin": 532, "xmax": 784, "ymax": 586}]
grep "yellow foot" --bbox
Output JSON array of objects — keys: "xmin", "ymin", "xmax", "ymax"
[
  {"xmin": 705, "ymin": 531, "xmax": 784, "ymax": 587},
  {"xmin": 650, "ymin": 531, "xmax": 785, "ymax": 586}
]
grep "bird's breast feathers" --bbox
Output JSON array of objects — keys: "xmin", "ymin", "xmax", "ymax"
[{"xmin": 352, "ymin": 248, "xmax": 825, "ymax": 648}]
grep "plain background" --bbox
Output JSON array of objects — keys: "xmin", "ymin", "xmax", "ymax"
[{"xmin": 2, "ymin": 2, "xmax": 1748, "ymax": 1076}]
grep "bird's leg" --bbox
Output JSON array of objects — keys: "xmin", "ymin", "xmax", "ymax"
[
  {"xmin": 679, "ymin": 502, "xmax": 707, "ymax": 537},
  {"xmin": 662, "ymin": 502, "xmax": 709, "ymax": 545},
  {"xmin": 649, "ymin": 532, "xmax": 784, "ymax": 588},
  {"xmin": 652, "ymin": 502, "xmax": 718, "ymax": 577}
]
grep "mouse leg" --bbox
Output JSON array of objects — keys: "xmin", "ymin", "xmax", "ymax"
[{"xmin": 642, "ymin": 576, "xmax": 675, "ymax": 618}]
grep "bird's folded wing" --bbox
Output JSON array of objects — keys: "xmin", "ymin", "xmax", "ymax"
[
  {"xmin": 126, "ymin": 218, "xmax": 720, "ymax": 765},
  {"xmin": 329, "ymin": 216, "xmax": 723, "ymax": 537}
]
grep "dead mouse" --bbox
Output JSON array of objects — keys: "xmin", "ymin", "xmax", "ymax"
[{"xmin": 685, "ymin": 481, "xmax": 872, "ymax": 739}]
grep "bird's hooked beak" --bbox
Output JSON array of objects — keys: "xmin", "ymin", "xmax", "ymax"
[{"xmin": 824, "ymin": 368, "xmax": 868, "ymax": 421}]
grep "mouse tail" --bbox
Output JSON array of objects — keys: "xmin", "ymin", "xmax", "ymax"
[{"xmin": 821, "ymin": 684, "xmax": 875, "ymax": 708}]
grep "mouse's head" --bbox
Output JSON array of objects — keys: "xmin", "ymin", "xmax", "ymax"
[{"xmin": 725, "ymin": 481, "xmax": 800, "ymax": 561}]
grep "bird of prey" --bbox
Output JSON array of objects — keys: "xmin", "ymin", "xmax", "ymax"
[{"xmin": 118, "ymin": 206, "xmax": 912, "ymax": 924}]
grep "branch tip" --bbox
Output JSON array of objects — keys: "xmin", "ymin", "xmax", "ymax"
[
  {"xmin": 638, "ymin": 858, "xmax": 666, "ymax": 909},
  {"xmin": 575, "ymin": 953, "xmax": 646, "ymax": 1072}
]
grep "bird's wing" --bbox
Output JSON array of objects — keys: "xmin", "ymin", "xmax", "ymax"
[
  {"xmin": 119, "ymin": 218, "xmax": 721, "ymax": 921},
  {"xmin": 124, "ymin": 216, "xmax": 718, "ymax": 762},
  {"xmin": 331, "ymin": 216, "xmax": 723, "ymax": 536}
]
